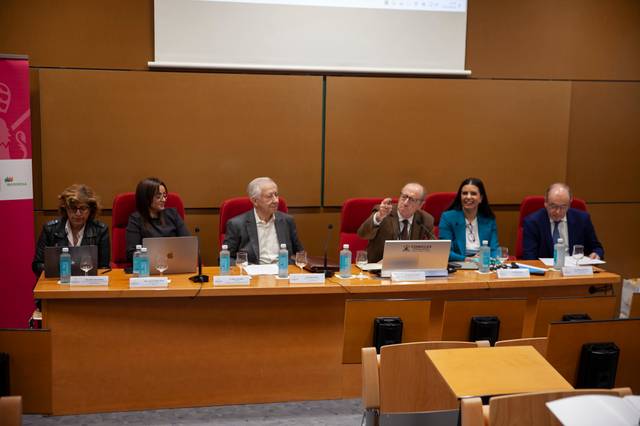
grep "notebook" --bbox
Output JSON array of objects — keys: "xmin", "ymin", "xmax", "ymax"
[
  {"xmin": 381, "ymin": 240, "xmax": 451, "ymax": 278},
  {"xmin": 44, "ymin": 245, "xmax": 98, "ymax": 278},
  {"xmin": 142, "ymin": 236, "xmax": 198, "ymax": 275}
]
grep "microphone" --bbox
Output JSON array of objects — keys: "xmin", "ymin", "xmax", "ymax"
[
  {"xmin": 323, "ymin": 224, "xmax": 334, "ymax": 278},
  {"xmin": 418, "ymin": 221, "xmax": 437, "ymax": 240},
  {"xmin": 190, "ymin": 226, "xmax": 209, "ymax": 283}
]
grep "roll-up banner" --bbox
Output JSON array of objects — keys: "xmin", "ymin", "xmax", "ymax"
[{"xmin": 0, "ymin": 55, "xmax": 35, "ymax": 328}]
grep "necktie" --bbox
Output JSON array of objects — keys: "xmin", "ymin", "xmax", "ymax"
[
  {"xmin": 401, "ymin": 219, "xmax": 409, "ymax": 240},
  {"xmin": 552, "ymin": 221, "xmax": 560, "ymax": 244}
]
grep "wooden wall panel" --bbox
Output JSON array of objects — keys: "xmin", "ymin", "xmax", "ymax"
[
  {"xmin": 39, "ymin": 70, "xmax": 322, "ymax": 208},
  {"xmin": 567, "ymin": 82, "xmax": 640, "ymax": 202},
  {"xmin": 0, "ymin": 0, "xmax": 152, "ymax": 70},
  {"xmin": 324, "ymin": 77, "xmax": 571, "ymax": 205},
  {"xmin": 467, "ymin": 0, "xmax": 640, "ymax": 80}
]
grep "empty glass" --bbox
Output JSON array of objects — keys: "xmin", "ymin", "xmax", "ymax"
[
  {"xmin": 155, "ymin": 255, "xmax": 168, "ymax": 276},
  {"xmin": 295, "ymin": 251, "xmax": 307, "ymax": 273},
  {"xmin": 79, "ymin": 256, "xmax": 93, "ymax": 276},
  {"xmin": 355, "ymin": 250, "xmax": 368, "ymax": 279},
  {"xmin": 236, "ymin": 251, "xmax": 248, "ymax": 275},
  {"xmin": 572, "ymin": 245, "xmax": 584, "ymax": 265},
  {"xmin": 498, "ymin": 247, "xmax": 509, "ymax": 265}
]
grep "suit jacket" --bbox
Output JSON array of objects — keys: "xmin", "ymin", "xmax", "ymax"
[
  {"xmin": 522, "ymin": 208, "xmax": 604, "ymax": 260},
  {"xmin": 357, "ymin": 206, "xmax": 435, "ymax": 263},
  {"xmin": 223, "ymin": 210, "xmax": 304, "ymax": 264},
  {"xmin": 438, "ymin": 210, "xmax": 499, "ymax": 262}
]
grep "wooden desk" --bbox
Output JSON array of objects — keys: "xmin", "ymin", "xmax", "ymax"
[
  {"xmin": 425, "ymin": 346, "xmax": 573, "ymax": 398},
  {"xmin": 20, "ymin": 264, "xmax": 620, "ymax": 414}
]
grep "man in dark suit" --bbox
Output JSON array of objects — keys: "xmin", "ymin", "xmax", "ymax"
[
  {"xmin": 357, "ymin": 182, "xmax": 436, "ymax": 263},
  {"xmin": 522, "ymin": 183, "xmax": 604, "ymax": 260},
  {"xmin": 224, "ymin": 177, "xmax": 304, "ymax": 264}
]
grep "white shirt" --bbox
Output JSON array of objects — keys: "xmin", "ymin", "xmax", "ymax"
[
  {"xmin": 65, "ymin": 221, "xmax": 85, "ymax": 247},
  {"xmin": 254, "ymin": 209, "xmax": 279, "ymax": 264},
  {"xmin": 549, "ymin": 215, "xmax": 569, "ymax": 251},
  {"xmin": 465, "ymin": 217, "xmax": 480, "ymax": 255}
]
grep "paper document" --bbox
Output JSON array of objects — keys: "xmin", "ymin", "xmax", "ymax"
[
  {"xmin": 539, "ymin": 257, "xmax": 605, "ymax": 267},
  {"xmin": 360, "ymin": 263, "xmax": 382, "ymax": 271},
  {"xmin": 546, "ymin": 394, "xmax": 640, "ymax": 426},
  {"xmin": 244, "ymin": 264, "xmax": 278, "ymax": 276}
]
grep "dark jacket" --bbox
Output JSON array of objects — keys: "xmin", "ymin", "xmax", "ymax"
[{"xmin": 32, "ymin": 218, "xmax": 110, "ymax": 277}]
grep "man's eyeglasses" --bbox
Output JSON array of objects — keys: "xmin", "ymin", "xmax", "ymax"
[
  {"xmin": 154, "ymin": 192, "xmax": 168, "ymax": 200},
  {"xmin": 399, "ymin": 194, "xmax": 423, "ymax": 204},
  {"xmin": 547, "ymin": 203, "xmax": 569, "ymax": 211}
]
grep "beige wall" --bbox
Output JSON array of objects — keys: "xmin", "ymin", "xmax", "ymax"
[{"xmin": 3, "ymin": 0, "xmax": 639, "ymax": 278}]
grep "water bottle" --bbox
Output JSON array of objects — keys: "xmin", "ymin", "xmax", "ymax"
[
  {"xmin": 220, "ymin": 244, "xmax": 230, "ymax": 275},
  {"xmin": 132, "ymin": 244, "xmax": 142, "ymax": 276},
  {"xmin": 138, "ymin": 247, "xmax": 150, "ymax": 277},
  {"xmin": 554, "ymin": 238, "xmax": 566, "ymax": 269},
  {"xmin": 278, "ymin": 244, "xmax": 289, "ymax": 278},
  {"xmin": 59, "ymin": 247, "xmax": 71, "ymax": 284},
  {"xmin": 340, "ymin": 244, "xmax": 352, "ymax": 278},
  {"xmin": 479, "ymin": 240, "xmax": 490, "ymax": 273}
]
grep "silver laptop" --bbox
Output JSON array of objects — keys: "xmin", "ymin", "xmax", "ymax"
[
  {"xmin": 44, "ymin": 245, "xmax": 98, "ymax": 278},
  {"xmin": 142, "ymin": 236, "xmax": 198, "ymax": 275},
  {"xmin": 381, "ymin": 240, "xmax": 451, "ymax": 278}
]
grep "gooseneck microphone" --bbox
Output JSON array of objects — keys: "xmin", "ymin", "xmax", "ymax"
[
  {"xmin": 418, "ymin": 221, "xmax": 437, "ymax": 240},
  {"xmin": 323, "ymin": 224, "xmax": 334, "ymax": 278},
  {"xmin": 190, "ymin": 226, "xmax": 209, "ymax": 283}
]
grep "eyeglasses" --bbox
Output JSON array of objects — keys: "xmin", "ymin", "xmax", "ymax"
[
  {"xmin": 262, "ymin": 192, "xmax": 279, "ymax": 200},
  {"xmin": 154, "ymin": 192, "xmax": 168, "ymax": 200},
  {"xmin": 67, "ymin": 205, "xmax": 89, "ymax": 214},
  {"xmin": 466, "ymin": 222, "xmax": 476, "ymax": 243},
  {"xmin": 399, "ymin": 193, "xmax": 423, "ymax": 204},
  {"xmin": 547, "ymin": 203, "xmax": 569, "ymax": 211}
]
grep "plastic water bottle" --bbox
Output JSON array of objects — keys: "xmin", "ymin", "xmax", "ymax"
[
  {"xmin": 132, "ymin": 244, "xmax": 142, "ymax": 276},
  {"xmin": 59, "ymin": 247, "xmax": 71, "ymax": 284},
  {"xmin": 340, "ymin": 244, "xmax": 352, "ymax": 278},
  {"xmin": 479, "ymin": 240, "xmax": 490, "ymax": 273},
  {"xmin": 554, "ymin": 238, "xmax": 566, "ymax": 270},
  {"xmin": 138, "ymin": 247, "xmax": 150, "ymax": 277},
  {"xmin": 278, "ymin": 244, "xmax": 289, "ymax": 278},
  {"xmin": 220, "ymin": 244, "xmax": 230, "ymax": 275}
]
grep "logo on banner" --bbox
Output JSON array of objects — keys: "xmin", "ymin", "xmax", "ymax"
[
  {"xmin": 0, "ymin": 82, "xmax": 30, "ymax": 160},
  {"xmin": 3, "ymin": 176, "xmax": 27, "ymax": 187}
]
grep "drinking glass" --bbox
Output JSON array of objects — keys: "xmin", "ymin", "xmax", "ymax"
[
  {"xmin": 355, "ymin": 250, "xmax": 368, "ymax": 279},
  {"xmin": 155, "ymin": 255, "xmax": 168, "ymax": 276},
  {"xmin": 79, "ymin": 256, "xmax": 93, "ymax": 277},
  {"xmin": 498, "ymin": 247, "xmax": 509, "ymax": 265},
  {"xmin": 295, "ymin": 251, "xmax": 307, "ymax": 273},
  {"xmin": 236, "ymin": 251, "xmax": 248, "ymax": 275},
  {"xmin": 572, "ymin": 245, "xmax": 584, "ymax": 265}
]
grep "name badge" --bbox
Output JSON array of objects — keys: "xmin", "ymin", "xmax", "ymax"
[
  {"xmin": 497, "ymin": 269, "xmax": 531, "ymax": 279},
  {"xmin": 130, "ymin": 277, "xmax": 169, "ymax": 288},
  {"xmin": 391, "ymin": 271, "xmax": 426, "ymax": 282},
  {"xmin": 289, "ymin": 273, "xmax": 325, "ymax": 284},
  {"xmin": 562, "ymin": 266, "xmax": 594, "ymax": 277},
  {"xmin": 70, "ymin": 276, "xmax": 110, "ymax": 286},
  {"xmin": 213, "ymin": 275, "xmax": 251, "ymax": 286}
]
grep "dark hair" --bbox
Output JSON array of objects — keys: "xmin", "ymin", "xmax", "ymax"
[
  {"xmin": 135, "ymin": 177, "xmax": 167, "ymax": 224},
  {"xmin": 447, "ymin": 177, "xmax": 495, "ymax": 219},
  {"xmin": 58, "ymin": 184, "xmax": 101, "ymax": 221}
]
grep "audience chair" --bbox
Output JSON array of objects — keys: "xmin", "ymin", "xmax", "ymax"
[
  {"xmin": 495, "ymin": 337, "xmax": 548, "ymax": 357},
  {"xmin": 515, "ymin": 196, "xmax": 587, "ymax": 258},
  {"xmin": 338, "ymin": 198, "xmax": 385, "ymax": 261},
  {"xmin": 361, "ymin": 340, "xmax": 490, "ymax": 425},
  {"xmin": 218, "ymin": 197, "xmax": 288, "ymax": 246},
  {"xmin": 0, "ymin": 396, "xmax": 22, "ymax": 426},
  {"xmin": 422, "ymin": 192, "xmax": 456, "ymax": 237},
  {"xmin": 461, "ymin": 387, "xmax": 632, "ymax": 426},
  {"xmin": 111, "ymin": 192, "xmax": 186, "ymax": 268}
]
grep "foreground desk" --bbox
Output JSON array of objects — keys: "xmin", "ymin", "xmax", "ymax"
[{"xmin": 25, "ymin": 265, "xmax": 620, "ymax": 414}]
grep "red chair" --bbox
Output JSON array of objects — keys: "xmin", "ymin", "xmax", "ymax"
[
  {"xmin": 422, "ymin": 192, "xmax": 456, "ymax": 237},
  {"xmin": 218, "ymin": 197, "xmax": 288, "ymax": 247},
  {"xmin": 338, "ymin": 198, "xmax": 388, "ymax": 261},
  {"xmin": 111, "ymin": 192, "xmax": 186, "ymax": 268},
  {"xmin": 515, "ymin": 195, "xmax": 587, "ymax": 259}
]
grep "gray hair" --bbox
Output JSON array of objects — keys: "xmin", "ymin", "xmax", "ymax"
[
  {"xmin": 545, "ymin": 182, "xmax": 572, "ymax": 201},
  {"xmin": 247, "ymin": 177, "xmax": 276, "ymax": 199}
]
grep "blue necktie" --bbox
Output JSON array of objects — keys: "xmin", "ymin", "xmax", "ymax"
[{"xmin": 552, "ymin": 221, "xmax": 560, "ymax": 244}]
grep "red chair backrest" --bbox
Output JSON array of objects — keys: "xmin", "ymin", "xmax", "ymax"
[
  {"xmin": 515, "ymin": 195, "xmax": 587, "ymax": 258},
  {"xmin": 422, "ymin": 192, "xmax": 456, "ymax": 237},
  {"xmin": 218, "ymin": 197, "xmax": 288, "ymax": 246},
  {"xmin": 111, "ymin": 192, "xmax": 185, "ymax": 268}
]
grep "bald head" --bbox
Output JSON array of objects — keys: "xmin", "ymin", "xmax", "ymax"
[{"xmin": 544, "ymin": 183, "xmax": 572, "ymax": 222}]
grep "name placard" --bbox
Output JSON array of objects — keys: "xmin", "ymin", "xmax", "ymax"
[
  {"xmin": 289, "ymin": 273, "xmax": 325, "ymax": 284},
  {"xmin": 391, "ymin": 271, "xmax": 426, "ymax": 282},
  {"xmin": 70, "ymin": 276, "xmax": 110, "ymax": 286},
  {"xmin": 129, "ymin": 277, "xmax": 169, "ymax": 288},
  {"xmin": 562, "ymin": 266, "xmax": 594, "ymax": 277},
  {"xmin": 497, "ymin": 269, "xmax": 531, "ymax": 279},
  {"xmin": 213, "ymin": 275, "xmax": 251, "ymax": 286}
]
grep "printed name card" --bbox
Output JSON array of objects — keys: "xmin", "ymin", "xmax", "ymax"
[
  {"xmin": 129, "ymin": 277, "xmax": 169, "ymax": 288},
  {"xmin": 562, "ymin": 266, "xmax": 594, "ymax": 277},
  {"xmin": 69, "ymin": 276, "xmax": 110, "ymax": 286},
  {"xmin": 391, "ymin": 271, "xmax": 426, "ymax": 282},
  {"xmin": 497, "ymin": 269, "xmax": 531, "ymax": 279},
  {"xmin": 213, "ymin": 275, "xmax": 251, "ymax": 286},
  {"xmin": 289, "ymin": 273, "xmax": 325, "ymax": 284}
]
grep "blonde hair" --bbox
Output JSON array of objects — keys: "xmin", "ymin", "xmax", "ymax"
[{"xmin": 58, "ymin": 184, "xmax": 101, "ymax": 221}]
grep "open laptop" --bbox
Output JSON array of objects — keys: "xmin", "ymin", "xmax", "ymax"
[
  {"xmin": 44, "ymin": 245, "xmax": 98, "ymax": 278},
  {"xmin": 381, "ymin": 240, "xmax": 451, "ymax": 278},
  {"xmin": 142, "ymin": 236, "xmax": 198, "ymax": 275}
]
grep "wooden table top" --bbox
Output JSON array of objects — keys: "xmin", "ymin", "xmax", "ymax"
[{"xmin": 425, "ymin": 346, "xmax": 573, "ymax": 398}]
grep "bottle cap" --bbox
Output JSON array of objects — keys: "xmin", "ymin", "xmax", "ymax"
[
  {"xmin": 280, "ymin": 243, "xmax": 286, "ymax": 249},
  {"xmin": 343, "ymin": 244, "xmax": 349, "ymax": 249},
  {"xmin": 62, "ymin": 247, "xmax": 69, "ymax": 253},
  {"xmin": 141, "ymin": 247, "xmax": 147, "ymax": 252},
  {"xmin": 557, "ymin": 238, "xmax": 564, "ymax": 243},
  {"xmin": 136, "ymin": 244, "xmax": 142, "ymax": 250},
  {"xmin": 482, "ymin": 240, "xmax": 488, "ymax": 245},
  {"xmin": 222, "ymin": 245, "xmax": 228, "ymax": 250}
]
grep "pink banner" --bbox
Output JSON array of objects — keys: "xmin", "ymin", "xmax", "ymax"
[{"xmin": 0, "ymin": 56, "xmax": 35, "ymax": 328}]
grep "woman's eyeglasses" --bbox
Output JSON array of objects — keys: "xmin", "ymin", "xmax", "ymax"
[{"xmin": 154, "ymin": 192, "xmax": 168, "ymax": 200}]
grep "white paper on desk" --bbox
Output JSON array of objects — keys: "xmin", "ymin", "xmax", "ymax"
[
  {"xmin": 244, "ymin": 264, "xmax": 278, "ymax": 276},
  {"xmin": 539, "ymin": 257, "xmax": 606, "ymax": 267},
  {"xmin": 360, "ymin": 263, "xmax": 382, "ymax": 271},
  {"xmin": 546, "ymin": 394, "xmax": 640, "ymax": 426}
]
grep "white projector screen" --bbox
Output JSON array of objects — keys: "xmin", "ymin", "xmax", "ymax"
[{"xmin": 150, "ymin": 0, "xmax": 470, "ymax": 75}]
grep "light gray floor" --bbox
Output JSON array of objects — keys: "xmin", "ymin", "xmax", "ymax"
[{"xmin": 23, "ymin": 399, "xmax": 363, "ymax": 426}]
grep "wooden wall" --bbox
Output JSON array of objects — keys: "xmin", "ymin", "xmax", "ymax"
[{"xmin": 2, "ymin": 0, "xmax": 639, "ymax": 277}]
